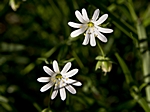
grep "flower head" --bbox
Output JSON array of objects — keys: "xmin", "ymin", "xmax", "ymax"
[
  {"xmin": 68, "ymin": 8, "xmax": 113, "ymax": 46},
  {"xmin": 37, "ymin": 60, "xmax": 82, "ymax": 101}
]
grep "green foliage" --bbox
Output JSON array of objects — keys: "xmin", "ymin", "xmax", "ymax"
[{"xmin": 0, "ymin": 0, "xmax": 150, "ymax": 112}]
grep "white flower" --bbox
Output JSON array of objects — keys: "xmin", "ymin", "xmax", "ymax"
[
  {"xmin": 37, "ymin": 60, "xmax": 82, "ymax": 101},
  {"xmin": 68, "ymin": 8, "xmax": 113, "ymax": 47}
]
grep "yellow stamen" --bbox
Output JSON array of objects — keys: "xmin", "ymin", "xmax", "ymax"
[
  {"xmin": 55, "ymin": 74, "xmax": 62, "ymax": 80},
  {"xmin": 88, "ymin": 22, "xmax": 94, "ymax": 27}
]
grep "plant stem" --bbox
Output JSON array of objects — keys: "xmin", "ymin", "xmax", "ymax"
[
  {"xmin": 48, "ymin": 88, "xmax": 53, "ymax": 111},
  {"xmin": 127, "ymin": 0, "xmax": 150, "ymax": 107},
  {"xmin": 115, "ymin": 53, "xmax": 150, "ymax": 112},
  {"xmin": 97, "ymin": 40, "xmax": 105, "ymax": 57},
  {"xmin": 137, "ymin": 21, "xmax": 150, "ymax": 107},
  {"xmin": 72, "ymin": 50, "xmax": 84, "ymax": 68}
]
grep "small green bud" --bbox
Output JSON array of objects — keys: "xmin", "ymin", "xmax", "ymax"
[
  {"xmin": 95, "ymin": 56, "xmax": 112, "ymax": 75},
  {"xmin": 101, "ymin": 61, "xmax": 112, "ymax": 74}
]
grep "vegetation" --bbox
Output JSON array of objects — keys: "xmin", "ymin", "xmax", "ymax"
[{"xmin": 0, "ymin": 0, "xmax": 150, "ymax": 111}]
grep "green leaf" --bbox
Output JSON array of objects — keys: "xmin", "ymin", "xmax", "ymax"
[
  {"xmin": 21, "ymin": 63, "xmax": 35, "ymax": 75},
  {"xmin": 115, "ymin": 53, "xmax": 133, "ymax": 84},
  {"xmin": 116, "ymin": 53, "xmax": 150, "ymax": 111},
  {"xmin": 33, "ymin": 102, "xmax": 42, "ymax": 112},
  {"xmin": 0, "ymin": 102, "xmax": 12, "ymax": 111},
  {"xmin": 138, "ymin": 98, "xmax": 150, "ymax": 112},
  {"xmin": 95, "ymin": 61, "xmax": 102, "ymax": 71},
  {"xmin": 42, "ymin": 46, "xmax": 58, "ymax": 58},
  {"xmin": 130, "ymin": 90, "xmax": 150, "ymax": 112},
  {"xmin": 127, "ymin": 0, "xmax": 138, "ymax": 22},
  {"xmin": 0, "ymin": 95, "xmax": 8, "ymax": 103},
  {"xmin": 42, "ymin": 108, "xmax": 52, "ymax": 112},
  {"xmin": 143, "ymin": 4, "xmax": 150, "ymax": 27},
  {"xmin": 139, "ymin": 83, "xmax": 148, "ymax": 92}
]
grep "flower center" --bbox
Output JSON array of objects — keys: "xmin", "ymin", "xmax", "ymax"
[
  {"xmin": 55, "ymin": 73, "xmax": 62, "ymax": 80},
  {"xmin": 88, "ymin": 22, "xmax": 94, "ymax": 27}
]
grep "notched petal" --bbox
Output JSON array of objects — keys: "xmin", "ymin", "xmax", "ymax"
[
  {"xmin": 90, "ymin": 33, "xmax": 96, "ymax": 47},
  {"xmin": 92, "ymin": 9, "xmax": 100, "ymax": 21},
  {"xmin": 95, "ymin": 14, "xmax": 108, "ymax": 25},
  {"xmin": 60, "ymin": 88, "xmax": 66, "ymax": 101},
  {"xmin": 40, "ymin": 82, "xmax": 54, "ymax": 92},
  {"xmin": 70, "ymin": 26, "xmax": 87, "ymax": 37},
  {"xmin": 82, "ymin": 30, "xmax": 90, "ymax": 45},
  {"xmin": 61, "ymin": 62, "xmax": 71, "ymax": 75},
  {"xmin": 68, "ymin": 22, "xmax": 82, "ymax": 28},
  {"xmin": 96, "ymin": 30, "xmax": 107, "ymax": 43},
  {"xmin": 96, "ymin": 26, "xmax": 113, "ymax": 33},
  {"xmin": 64, "ymin": 69, "xmax": 78, "ymax": 78},
  {"xmin": 43, "ymin": 66, "xmax": 54, "ymax": 76},
  {"xmin": 82, "ymin": 8, "xmax": 89, "ymax": 21},
  {"xmin": 51, "ymin": 89, "xmax": 58, "ymax": 100},
  {"xmin": 75, "ymin": 10, "xmax": 86, "ymax": 23},
  {"xmin": 37, "ymin": 77, "xmax": 50, "ymax": 82},
  {"xmin": 66, "ymin": 85, "xmax": 76, "ymax": 94},
  {"xmin": 72, "ymin": 81, "xmax": 82, "ymax": 86},
  {"xmin": 53, "ymin": 60, "xmax": 60, "ymax": 73}
]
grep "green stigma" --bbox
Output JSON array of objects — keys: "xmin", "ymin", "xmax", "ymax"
[
  {"xmin": 88, "ymin": 22, "xmax": 94, "ymax": 27},
  {"xmin": 55, "ymin": 74, "xmax": 62, "ymax": 79}
]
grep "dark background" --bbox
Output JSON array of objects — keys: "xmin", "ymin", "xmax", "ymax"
[{"xmin": 0, "ymin": 0, "xmax": 150, "ymax": 112}]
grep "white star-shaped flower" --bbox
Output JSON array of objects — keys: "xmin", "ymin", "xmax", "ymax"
[
  {"xmin": 37, "ymin": 60, "xmax": 82, "ymax": 101},
  {"xmin": 68, "ymin": 8, "xmax": 113, "ymax": 47}
]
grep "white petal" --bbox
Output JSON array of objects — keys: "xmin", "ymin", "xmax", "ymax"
[
  {"xmin": 65, "ymin": 79, "xmax": 82, "ymax": 86},
  {"xmin": 60, "ymin": 88, "xmax": 66, "ymax": 101},
  {"xmin": 61, "ymin": 62, "xmax": 71, "ymax": 74},
  {"xmin": 65, "ymin": 85, "xmax": 76, "ymax": 94},
  {"xmin": 51, "ymin": 89, "xmax": 58, "ymax": 100},
  {"xmin": 53, "ymin": 60, "xmax": 60, "ymax": 73},
  {"xmin": 40, "ymin": 82, "xmax": 54, "ymax": 92},
  {"xmin": 72, "ymin": 81, "xmax": 82, "ymax": 86},
  {"xmin": 95, "ymin": 30, "xmax": 107, "ymax": 42},
  {"xmin": 92, "ymin": 9, "xmax": 100, "ymax": 21},
  {"xmin": 82, "ymin": 8, "xmax": 89, "ymax": 21},
  {"xmin": 90, "ymin": 33, "xmax": 96, "ymax": 46},
  {"xmin": 37, "ymin": 77, "xmax": 50, "ymax": 82},
  {"xmin": 82, "ymin": 30, "xmax": 90, "ymax": 45},
  {"xmin": 65, "ymin": 79, "xmax": 76, "ymax": 84},
  {"xmin": 95, "ymin": 14, "xmax": 108, "ymax": 25},
  {"xmin": 70, "ymin": 26, "xmax": 87, "ymax": 37},
  {"xmin": 75, "ymin": 10, "xmax": 87, "ymax": 23},
  {"xmin": 68, "ymin": 22, "xmax": 82, "ymax": 28},
  {"xmin": 96, "ymin": 26, "xmax": 113, "ymax": 33},
  {"xmin": 64, "ymin": 69, "xmax": 78, "ymax": 78},
  {"xmin": 43, "ymin": 66, "xmax": 54, "ymax": 76}
]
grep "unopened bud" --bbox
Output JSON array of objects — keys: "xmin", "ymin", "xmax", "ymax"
[
  {"xmin": 95, "ymin": 56, "xmax": 113, "ymax": 75},
  {"xmin": 101, "ymin": 61, "xmax": 112, "ymax": 75}
]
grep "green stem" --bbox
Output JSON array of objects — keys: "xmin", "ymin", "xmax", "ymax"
[
  {"xmin": 115, "ymin": 53, "xmax": 150, "ymax": 112},
  {"xmin": 66, "ymin": 92, "xmax": 71, "ymax": 112},
  {"xmin": 127, "ymin": 0, "xmax": 138, "ymax": 22},
  {"xmin": 127, "ymin": 0, "xmax": 150, "ymax": 108},
  {"xmin": 97, "ymin": 40, "xmax": 105, "ymax": 57},
  {"xmin": 48, "ymin": 88, "xmax": 53, "ymax": 111},
  {"xmin": 72, "ymin": 50, "xmax": 84, "ymax": 68},
  {"xmin": 137, "ymin": 21, "xmax": 150, "ymax": 107}
]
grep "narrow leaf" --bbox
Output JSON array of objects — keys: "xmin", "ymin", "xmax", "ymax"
[{"xmin": 115, "ymin": 53, "xmax": 133, "ymax": 84}]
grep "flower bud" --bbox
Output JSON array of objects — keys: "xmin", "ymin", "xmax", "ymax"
[
  {"xmin": 95, "ymin": 56, "xmax": 112, "ymax": 75},
  {"xmin": 101, "ymin": 60, "xmax": 112, "ymax": 75}
]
